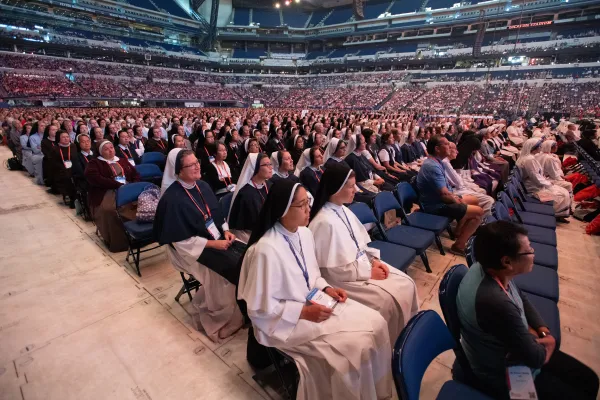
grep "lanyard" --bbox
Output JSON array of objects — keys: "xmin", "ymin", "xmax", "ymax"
[
  {"xmin": 156, "ymin": 139, "xmax": 165, "ymax": 150},
  {"xmin": 60, "ymin": 146, "xmax": 71, "ymax": 162},
  {"xmin": 332, "ymin": 208, "xmax": 360, "ymax": 250},
  {"xmin": 109, "ymin": 163, "xmax": 123, "ymax": 178},
  {"xmin": 251, "ymin": 180, "xmax": 268, "ymax": 203},
  {"xmin": 135, "ymin": 138, "xmax": 142, "ymax": 149},
  {"xmin": 313, "ymin": 167, "xmax": 322, "ymax": 182},
  {"xmin": 493, "ymin": 276, "xmax": 522, "ymax": 312},
  {"xmin": 180, "ymin": 182, "xmax": 212, "ymax": 221},
  {"xmin": 82, "ymin": 153, "xmax": 89, "ymax": 163},
  {"xmin": 283, "ymin": 235, "xmax": 310, "ymax": 289},
  {"xmin": 215, "ymin": 162, "xmax": 232, "ymax": 186},
  {"xmin": 123, "ymin": 146, "xmax": 133, "ymax": 159}
]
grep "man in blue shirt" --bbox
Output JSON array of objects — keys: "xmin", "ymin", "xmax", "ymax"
[{"xmin": 416, "ymin": 135, "xmax": 483, "ymax": 255}]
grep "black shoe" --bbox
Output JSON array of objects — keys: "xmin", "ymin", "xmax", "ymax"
[{"xmin": 556, "ymin": 217, "xmax": 570, "ymax": 224}]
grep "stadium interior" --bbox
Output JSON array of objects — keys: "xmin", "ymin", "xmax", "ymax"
[{"xmin": 1, "ymin": 0, "xmax": 600, "ymax": 398}]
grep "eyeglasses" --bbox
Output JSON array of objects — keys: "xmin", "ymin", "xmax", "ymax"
[
  {"xmin": 516, "ymin": 248, "xmax": 535, "ymax": 257},
  {"xmin": 290, "ymin": 200, "xmax": 310, "ymax": 211},
  {"xmin": 260, "ymin": 163, "xmax": 273, "ymax": 168},
  {"xmin": 181, "ymin": 161, "xmax": 200, "ymax": 169}
]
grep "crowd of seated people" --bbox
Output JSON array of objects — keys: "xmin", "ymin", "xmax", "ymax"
[
  {"xmin": 0, "ymin": 73, "xmax": 88, "ymax": 97},
  {"xmin": 3, "ymin": 105, "xmax": 600, "ymax": 399}
]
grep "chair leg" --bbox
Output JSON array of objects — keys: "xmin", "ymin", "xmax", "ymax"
[
  {"xmin": 435, "ymin": 235, "xmax": 445, "ymax": 256},
  {"xmin": 135, "ymin": 246, "xmax": 141, "ymax": 277},
  {"xmin": 419, "ymin": 252, "xmax": 432, "ymax": 273},
  {"xmin": 182, "ymin": 272, "xmax": 193, "ymax": 302},
  {"xmin": 174, "ymin": 285, "xmax": 186, "ymax": 303},
  {"xmin": 447, "ymin": 226, "xmax": 455, "ymax": 240},
  {"xmin": 266, "ymin": 348, "xmax": 294, "ymax": 400}
]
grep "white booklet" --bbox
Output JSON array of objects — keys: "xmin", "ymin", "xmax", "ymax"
[{"xmin": 507, "ymin": 366, "xmax": 538, "ymax": 400}]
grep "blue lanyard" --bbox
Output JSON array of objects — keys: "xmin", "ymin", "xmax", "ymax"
[
  {"xmin": 332, "ymin": 209, "xmax": 360, "ymax": 250},
  {"xmin": 283, "ymin": 235, "xmax": 310, "ymax": 289}
]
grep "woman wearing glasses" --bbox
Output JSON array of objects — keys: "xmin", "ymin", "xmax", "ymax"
[
  {"xmin": 238, "ymin": 180, "xmax": 393, "ymax": 400},
  {"xmin": 227, "ymin": 153, "xmax": 273, "ymax": 244},
  {"xmin": 154, "ymin": 150, "xmax": 244, "ymax": 343}
]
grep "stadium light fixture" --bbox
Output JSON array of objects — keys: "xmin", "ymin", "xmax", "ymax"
[
  {"xmin": 275, "ymin": 2, "xmax": 280, "ymax": 8},
  {"xmin": 295, "ymin": 0, "xmax": 300, "ymax": 3},
  {"xmin": 285, "ymin": 0, "xmax": 290, "ymax": 5}
]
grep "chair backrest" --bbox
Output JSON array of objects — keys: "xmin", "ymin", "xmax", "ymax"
[
  {"xmin": 116, "ymin": 182, "xmax": 153, "ymax": 208},
  {"xmin": 141, "ymin": 151, "xmax": 166, "ymax": 164},
  {"xmin": 348, "ymin": 202, "xmax": 378, "ymax": 225},
  {"xmin": 505, "ymin": 182, "xmax": 525, "ymax": 211},
  {"xmin": 492, "ymin": 201, "xmax": 514, "ymax": 223},
  {"xmin": 465, "ymin": 236, "xmax": 475, "ymax": 267},
  {"xmin": 498, "ymin": 190, "xmax": 523, "ymax": 223},
  {"xmin": 392, "ymin": 310, "xmax": 456, "ymax": 400},
  {"xmin": 438, "ymin": 264, "xmax": 468, "ymax": 346},
  {"xmin": 373, "ymin": 191, "xmax": 401, "ymax": 221},
  {"xmin": 135, "ymin": 163, "xmax": 162, "ymax": 179},
  {"xmin": 396, "ymin": 182, "xmax": 418, "ymax": 213},
  {"xmin": 219, "ymin": 192, "xmax": 233, "ymax": 220}
]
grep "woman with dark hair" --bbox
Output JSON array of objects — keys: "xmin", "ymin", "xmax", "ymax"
[
  {"xmin": 308, "ymin": 163, "xmax": 418, "ymax": 343},
  {"xmin": 289, "ymin": 134, "xmax": 305, "ymax": 166},
  {"xmin": 196, "ymin": 130, "xmax": 216, "ymax": 167},
  {"xmin": 452, "ymin": 134, "xmax": 495, "ymax": 195},
  {"xmin": 345, "ymin": 134, "xmax": 393, "ymax": 192},
  {"xmin": 298, "ymin": 146, "xmax": 324, "ymax": 197},
  {"xmin": 85, "ymin": 140, "xmax": 141, "ymax": 252},
  {"xmin": 378, "ymin": 132, "xmax": 414, "ymax": 182},
  {"xmin": 203, "ymin": 142, "xmax": 236, "ymax": 197},
  {"xmin": 225, "ymin": 130, "xmax": 242, "ymax": 181},
  {"xmin": 154, "ymin": 150, "xmax": 244, "ymax": 342},
  {"xmin": 227, "ymin": 153, "xmax": 273, "ymax": 244},
  {"xmin": 577, "ymin": 129, "xmax": 600, "ymax": 160},
  {"xmin": 361, "ymin": 129, "xmax": 399, "ymax": 187},
  {"xmin": 265, "ymin": 127, "xmax": 286, "ymax": 155},
  {"xmin": 145, "ymin": 127, "xmax": 168, "ymax": 155},
  {"xmin": 238, "ymin": 179, "xmax": 392, "ymax": 399},
  {"xmin": 269, "ymin": 150, "xmax": 300, "ymax": 184}
]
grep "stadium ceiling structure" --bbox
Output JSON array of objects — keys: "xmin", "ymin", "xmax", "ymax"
[{"xmin": 231, "ymin": 0, "xmax": 356, "ymax": 9}]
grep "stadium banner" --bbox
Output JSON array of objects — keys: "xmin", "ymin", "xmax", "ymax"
[{"xmin": 185, "ymin": 102, "xmax": 204, "ymax": 108}]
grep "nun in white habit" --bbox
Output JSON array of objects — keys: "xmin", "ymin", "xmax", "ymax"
[
  {"xmin": 517, "ymin": 138, "xmax": 571, "ymax": 218},
  {"xmin": 238, "ymin": 180, "xmax": 393, "ymax": 400},
  {"xmin": 161, "ymin": 148, "xmax": 182, "ymax": 197},
  {"xmin": 308, "ymin": 163, "xmax": 418, "ymax": 344},
  {"xmin": 536, "ymin": 140, "xmax": 573, "ymax": 195}
]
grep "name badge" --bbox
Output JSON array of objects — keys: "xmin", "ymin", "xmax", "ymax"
[
  {"xmin": 208, "ymin": 156, "xmax": 215, "ymax": 163},
  {"xmin": 356, "ymin": 249, "xmax": 370, "ymax": 270},
  {"xmin": 128, "ymin": 159, "xmax": 136, "ymax": 167},
  {"xmin": 507, "ymin": 366, "xmax": 538, "ymax": 399},
  {"xmin": 205, "ymin": 218, "xmax": 221, "ymax": 240},
  {"xmin": 115, "ymin": 176, "xmax": 127, "ymax": 184},
  {"xmin": 63, "ymin": 160, "xmax": 72, "ymax": 169},
  {"xmin": 226, "ymin": 184, "xmax": 236, "ymax": 192}
]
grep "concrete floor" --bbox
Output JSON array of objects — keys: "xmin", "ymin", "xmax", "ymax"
[{"xmin": 0, "ymin": 146, "xmax": 599, "ymax": 400}]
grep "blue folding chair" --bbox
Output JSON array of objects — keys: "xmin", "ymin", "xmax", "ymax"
[
  {"xmin": 395, "ymin": 183, "xmax": 454, "ymax": 255},
  {"xmin": 498, "ymin": 191, "xmax": 556, "ymax": 230},
  {"xmin": 116, "ymin": 182, "xmax": 162, "ymax": 276},
  {"xmin": 141, "ymin": 151, "xmax": 166, "ymax": 170},
  {"xmin": 493, "ymin": 202, "xmax": 557, "ymax": 247},
  {"xmin": 506, "ymin": 181, "xmax": 555, "ymax": 216},
  {"xmin": 219, "ymin": 192, "xmax": 233, "ymax": 221},
  {"xmin": 393, "ymin": 310, "xmax": 493, "ymax": 400},
  {"xmin": 353, "ymin": 197, "xmax": 436, "ymax": 273},
  {"xmin": 512, "ymin": 168, "xmax": 553, "ymax": 206},
  {"xmin": 135, "ymin": 163, "xmax": 163, "ymax": 184},
  {"xmin": 347, "ymin": 202, "xmax": 417, "ymax": 273},
  {"xmin": 466, "ymin": 237, "xmax": 559, "ymax": 302}
]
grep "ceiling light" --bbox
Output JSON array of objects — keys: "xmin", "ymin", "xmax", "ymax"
[
  {"xmin": 285, "ymin": 0, "xmax": 290, "ymax": 5},
  {"xmin": 275, "ymin": 2, "xmax": 280, "ymax": 8}
]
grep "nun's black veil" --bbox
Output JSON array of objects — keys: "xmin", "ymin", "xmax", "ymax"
[
  {"xmin": 309, "ymin": 162, "xmax": 353, "ymax": 221},
  {"xmin": 245, "ymin": 179, "xmax": 301, "ymax": 249}
]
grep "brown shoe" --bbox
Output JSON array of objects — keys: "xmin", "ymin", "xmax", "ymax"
[{"xmin": 449, "ymin": 245, "xmax": 466, "ymax": 257}]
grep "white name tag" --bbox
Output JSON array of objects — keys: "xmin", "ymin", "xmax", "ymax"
[
  {"xmin": 63, "ymin": 160, "xmax": 72, "ymax": 169},
  {"xmin": 507, "ymin": 366, "xmax": 538, "ymax": 400},
  {"xmin": 115, "ymin": 176, "xmax": 126, "ymax": 184},
  {"xmin": 226, "ymin": 184, "xmax": 236, "ymax": 192},
  {"xmin": 205, "ymin": 219, "xmax": 221, "ymax": 240},
  {"xmin": 128, "ymin": 159, "xmax": 136, "ymax": 167},
  {"xmin": 356, "ymin": 250, "xmax": 371, "ymax": 275}
]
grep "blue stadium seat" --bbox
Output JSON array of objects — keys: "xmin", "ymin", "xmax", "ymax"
[
  {"xmin": 347, "ymin": 202, "xmax": 418, "ymax": 273},
  {"xmin": 363, "ymin": 0, "xmax": 391, "ymax": 19},
  {"xmin": 389, "ymin": 0, "xmax": 422, "ymax": 14},
  {"xmin": 506, "ymin": 181, "xmax": 555, "ymax": 216},
  {"xmin": 393, "ymin": 310, "xmax": 493, "ymax": 400},
  {"xmin": 323, "ymin": 6, "xmax": 353, "ymax": 25},
  {"xmin": 281, "ymin": 10, "xmax": 310, "ymax": 28},
  {"xmin": 498, "ymin": 191, "xmax": 556, "ymax": 230},
  {"xmin": 135, "ymin": 163, "xmax": 162, "ymax": 184},
  {"xmin": 492, "ymin": 202, "xmax": 557, "ymax": 247},
  {"xmin": 233, "ymin": 7, "xmax": 251, "ymax": 25},
  {"xmin": 307, "ymin": 9, "xmax": 330, "ymax": 27},
  {"xmin": 252, "ymin": 9, "xmax": 281, "ymax": 27},
  {"xmin": 527, "ymin": 293, "xmax": 561, "ymax": 348},
  {"xmin": 141, "ymin": 152, "xmax": 166, "ymax": 170}
]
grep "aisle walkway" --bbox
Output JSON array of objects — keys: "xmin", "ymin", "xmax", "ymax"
[{"xmin": 0, "ymin": 146, "xmax": 599, "ymax": 400}]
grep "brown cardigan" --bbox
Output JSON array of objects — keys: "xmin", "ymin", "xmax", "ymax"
[{"xmin": 85, "ymin": 158, "xmax": 141, "ymax": 210}]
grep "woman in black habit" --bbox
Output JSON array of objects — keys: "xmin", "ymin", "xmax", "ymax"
[
  {"xmin": 153, "ymin": 150, "xmax": 244, "ymax": 342},
  {"xmin": 227, "ymin": 153, "xmax": 273, "ymax": 244}
]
